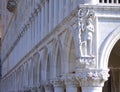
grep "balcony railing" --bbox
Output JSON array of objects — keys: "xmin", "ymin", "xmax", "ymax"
[{"xmin": 99, "ymin": 0, "xmax": 120, "ymax": 4}]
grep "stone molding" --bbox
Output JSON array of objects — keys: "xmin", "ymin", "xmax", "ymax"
[
  {"xmin": 76, "ymin": 69, "xmax": 109, "ymax": 87},
  {"xmin": 76, "ymin": 56, "xmax": 95, "ymax": 69}
]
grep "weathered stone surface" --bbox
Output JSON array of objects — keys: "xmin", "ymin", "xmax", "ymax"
[{"xmin": 1, "ymin": 0, "xmax": 120, "ymax": 92}]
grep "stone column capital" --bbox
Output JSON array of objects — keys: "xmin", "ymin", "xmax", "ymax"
[
  {"xmin": 30, "ymin": 86, "xmax": 37, "ymax": 92},
  {"xmin": 44, "ymin": 82, "xmax": 53, "ymax": 90},
  {"xmin": 37, "ymin": 85, "xmax": 44, "ymax": 92},
  {"xmin": 62, "ymin": 74, "xmax": 79, "ymax": 87},
  {"xmin": 51, "ymin": 78, "xmax": 64, "ymax": 87},
  {"xmin": 76, "ymin": 69, "xmax": 109, "ymax": 87}
]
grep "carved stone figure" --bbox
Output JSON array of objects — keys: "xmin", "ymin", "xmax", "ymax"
[
  {"xmin": 81, "ymin": 16, "xmax": 94, "ymax": 56},
  {"xmin": 78, "ymin": 9, "xmax": 95, "ymax": 57},
  {"xmin": 75, "ymin": 9, "xmax": 95, "ymax": 69}
]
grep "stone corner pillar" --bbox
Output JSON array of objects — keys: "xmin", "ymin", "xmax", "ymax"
[{"xmin": 76, "ymin": 69, "xmax": 109, "ymax": 92}]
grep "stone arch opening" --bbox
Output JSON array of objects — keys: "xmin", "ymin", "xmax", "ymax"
[
  {"xmin": 56, "ymin": 48, "xmax": 62, "ymax": 77},
  {"xmin": 46, "ymin": 54, "xmax": 50, "ymax": 81},
  {"xmin": 33, "ymin": 53, "xmax": 39, "ymax": 86},
  {"xmin": 69, "ymin": 38, "xmax": 76, "ymax": 73},
  {"xmin": 38, "ymin": 57, "xmax": 41, "ymax": 83},
  {"xmin": 103, "ymin": 39, "xmax": 120, "ymax": 92}
]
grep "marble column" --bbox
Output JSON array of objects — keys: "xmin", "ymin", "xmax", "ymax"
[
  {"xmin": 52, "ymin": 79, "xmax": 64, "ymax": 92},
  {"xmin": 63, "ymin": 74, "xmax": 79, "ymax": 92},
  {"xmin": 76, "ymin": 69, "xmax": 109, "ymax": 92}
]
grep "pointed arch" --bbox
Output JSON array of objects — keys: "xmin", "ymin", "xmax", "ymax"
[
  {"xmin": 68, "ymin": 37, "xmax": 76, "ymax": 73},
  {"xmin": 40, "ymin": 47, "xmax": 49, "ymax": 81},
  {"xmin": 56, "ymin": 47, "xmax": 62, "ymax": 77},
  {"xmin": 52, "ymin": 38, "xmax": 63, "ymax": 78},
  {"xmin": 33, "ymin": 52, "xmax": 40, "ymax": 85},
  {"xmin": 62, "ymin": 29, "xmax": 75, "ymax": 73},
  {"xmin": 28, "ymin": 58, "xmax": 33, "ymax": 86},
  {"xmin": 46, "ymin": 54, "xmax": 50, "ymax": 81}
]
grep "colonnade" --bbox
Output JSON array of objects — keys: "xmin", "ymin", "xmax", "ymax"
[{"xmin": 0, "ymin": 25, "xmax": 110, "ymax": 92}]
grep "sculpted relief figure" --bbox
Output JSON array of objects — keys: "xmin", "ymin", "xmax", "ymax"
[
  {"xmin": 78, "ymin": 9, "xmax": 95, "ymax": 57},
  {"xmin": 81, "ymin": 17, "xmax": 94, "ymax": 56}
]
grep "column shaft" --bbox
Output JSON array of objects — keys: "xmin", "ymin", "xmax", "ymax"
[
  {"xmin": 82, "ymin": 87, "xmax": 102, "ymax": 92},
  {"xmin": 66, "ymin": 86, "xmax": 78, "ymax": 92},
  {"xmin": 45, "ymin": 84, "xmax": 54, "ymax": 92},
  {"xmin": 54, "ymin": 87, "xmax": 64, "ymax": 92}
]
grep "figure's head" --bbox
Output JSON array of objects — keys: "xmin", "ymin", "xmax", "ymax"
[{"xmin": 87, "ymin": 17, "xmax": 92, "ymax": 25}]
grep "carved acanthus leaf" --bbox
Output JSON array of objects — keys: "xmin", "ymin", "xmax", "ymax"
[{"xmin": 76, "ymin": 69, "xmax": 109, "ymax": 87}]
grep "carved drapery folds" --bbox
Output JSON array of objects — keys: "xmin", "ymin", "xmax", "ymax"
[
  {"xmin": 76, "ymin": 69, "xmax": 109, "ymax": 87},
  {"xmin": 71, "ymin": 8, "xmax": 96, "ymax": 69},
  {"xmin": 7, "ymin": 0, "xmax": 17, "ymax": 12}
]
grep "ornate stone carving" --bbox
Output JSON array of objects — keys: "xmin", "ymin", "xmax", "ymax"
[
  {"xmin": 7, "ymin": 0, "xmax": 17, "ymax": 12},
  {"xmin": 76, "ymin": 69, "xmax": 109, "ymax": 87},
  {"xmin": 71, "ymin": 8, "xmax": 96, "ymax": 69},
  {"xmin": 61, "ymin": 74, "xmax": 79, "ymax": 87},
  {"xmin": 44, "ymin": 82, "xmax": 53, "ymax": 90},
  {"xmin": 51, "ymin": 78, "xmax": 64, "ymax": 87},
  {"xmin": 30, "ymin": 86, "xmax": 37, "ymax": 92},
  {"xmin": 37, "ymin": 85, "xmax": 44, "ymax": 92},
  {"xmin": 78, "ymin": 9, "xmax": 95, "ymax": 57}
]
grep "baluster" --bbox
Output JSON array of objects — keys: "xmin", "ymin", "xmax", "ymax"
[{"xmin": 116, "ymin": 0, "xmax": 119, "ymax": 3}]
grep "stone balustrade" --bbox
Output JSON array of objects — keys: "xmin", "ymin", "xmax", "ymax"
[{"xmin": 99, "ymin": 0, "xmax": 120, "ymax": 4}]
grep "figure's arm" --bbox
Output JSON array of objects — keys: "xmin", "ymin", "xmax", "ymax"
[{"xmin": 81, "ymin": 23, "xmax": 85, "ymax": 32}]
